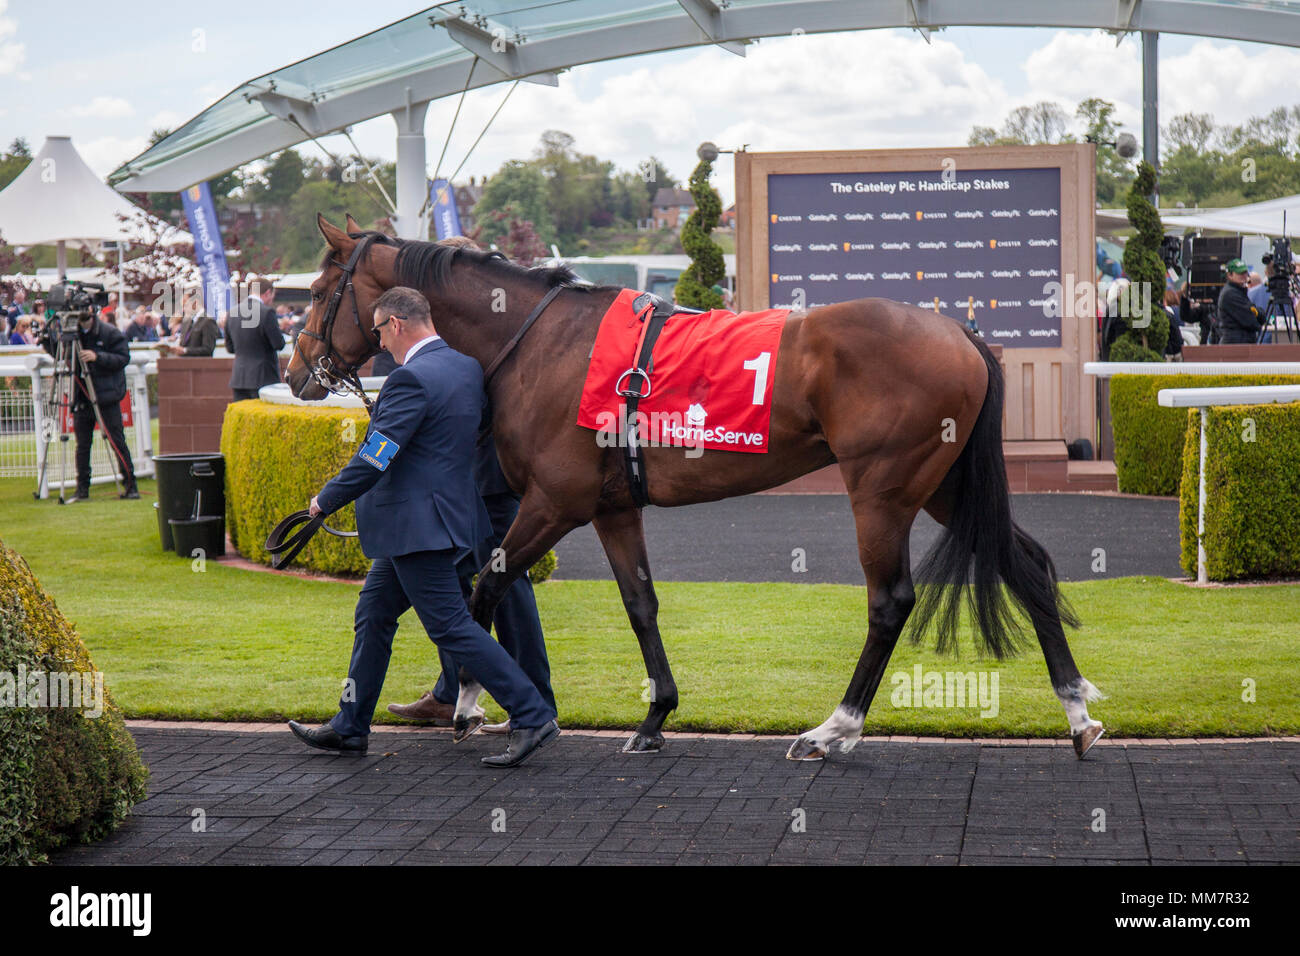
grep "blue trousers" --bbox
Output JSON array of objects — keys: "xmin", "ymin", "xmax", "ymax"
[
  {"xmin": 329, "ymin": 548, "xmax": 555, "ymax": 737},
  {"xmin": 433, "ymin": 493, "xmax": 556, "ymax": 712}
]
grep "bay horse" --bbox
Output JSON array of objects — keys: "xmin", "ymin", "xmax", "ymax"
[{"xmin": 286, "ymin": 214, "xmax": 1104, "ymax": 760}]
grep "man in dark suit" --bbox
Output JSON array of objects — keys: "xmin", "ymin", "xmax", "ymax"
[
  {"xmin": 226, "ymin": 276, "xmax": 285, "ymax": 400},
  {"xmin": 288, "ymin": 286, "xmax": 559, "ymax": 767},
  {"xmin": 387, "ymin": 435, "xmax": 556, "ymax": 734}
]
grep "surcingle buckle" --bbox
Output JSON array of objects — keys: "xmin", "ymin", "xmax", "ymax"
[{"xmin": 615, "ymin": 367, "xmax": 652, "ymax": 400}]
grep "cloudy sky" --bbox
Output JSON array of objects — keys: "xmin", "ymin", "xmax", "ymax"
[{"xmin": 3, "ymin": 0, "xmax": 1300, "ymax": 210}]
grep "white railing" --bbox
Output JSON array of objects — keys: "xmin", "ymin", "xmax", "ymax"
[
  {"xmin": 1085, "ymin": 361, "xmax": 1300, "ymax": 378},
  {"xmin": 1157, "ymin": 385, "xmax": 1300, "ymax": 585},
  {"xmin": 0, "ymin": 352, "xmax": 156, "ymax": 495}
]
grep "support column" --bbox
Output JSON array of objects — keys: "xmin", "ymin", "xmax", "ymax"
[
  {"xmin": 392, "ymin": 95, "xmax": 431, "ymax": 240},
  {"xmin": 1142, "ymin": 31, "xmax": 1159, "ymax": 200}
]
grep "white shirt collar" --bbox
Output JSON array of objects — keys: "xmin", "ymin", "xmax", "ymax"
[{"xmin": 402, "ymin": 334, "xmax": 440, "ymax": 365}]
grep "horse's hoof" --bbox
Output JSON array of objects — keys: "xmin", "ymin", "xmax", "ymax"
[
  {"xmin": 1072, "ymin": 723, "xmax": 1104, "ymax": 759},
  {"xmin": 621, "ymin": 732, "xmax": 665, "ymax": 754},
  {"xmin": 452, "ymin": 714, "xmax": 484, "ymax": 744},
  {"xmin": 786, "ymin": 736, "xmax": 827, "ymax": 761}
]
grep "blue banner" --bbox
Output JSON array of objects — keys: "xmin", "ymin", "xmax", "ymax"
[
  {"xmin": 430, "ymin": 179, "xmax": 463, "ymax": 239},
  {"xmin": 180, "ymin": 182, "xmax": 232, "ymax": 316}
]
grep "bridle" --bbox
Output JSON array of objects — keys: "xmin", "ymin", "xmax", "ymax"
[{"xmin": 294, "ymin": 233, "xmax": 382, "ymax": 412}]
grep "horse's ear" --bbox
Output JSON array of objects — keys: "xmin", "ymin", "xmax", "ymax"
[
  {"xmin": 344, "ymin": 213, "xmax": 362, "ymax": 233},
  {"xmin": 317, "ymin": 213, "xmax": 352, "ymax": 250}
]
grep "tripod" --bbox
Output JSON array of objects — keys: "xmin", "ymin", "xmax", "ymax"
[
  {"xmin": 1258, "ymin": 288, "xmax": 1299, "ymax": 344},
  {"xmin": 34, "ymin": 319, "xmax": 125, "ymax": 503}
]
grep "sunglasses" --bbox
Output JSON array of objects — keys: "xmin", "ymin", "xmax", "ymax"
[{"xmin": 373, "ymin": 314, "xmax": 406, "ymax": 331}]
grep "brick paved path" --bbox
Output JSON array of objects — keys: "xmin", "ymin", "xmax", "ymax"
[{"xmin": 53, "ymin": 728, "xmax": 1299, "ymax": 865}]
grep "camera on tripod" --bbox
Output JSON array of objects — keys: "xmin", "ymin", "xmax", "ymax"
[
  {"xmin": 1260, "ymin": 237, "xmax": 1294, "ymax": 303},
  {"xmin": 39, "ymin": 281, "xmax": 109, "ymax": 349}
]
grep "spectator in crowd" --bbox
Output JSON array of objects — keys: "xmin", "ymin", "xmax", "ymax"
[
  {"xmin": 159, "ymin": 290, "xmax": 219, "ymax": 357},
  {"xmin": 1179, "ymin": 281, "xmax": 1210, "ymax": 346},
  {"xmin": 226, "ymin": 275, "xmax": 285, "ymax": 400},
  {"xmin": 1217, "ymin": 258, "xmax": 1263, "ymax": 344},
  {"xmin": 1247, "ymin": 271, "xmax": 1270, "ymax": 312},
  {"xmin": 8, "ymin": 315, "xmax": 36, "ymax": 345},
  {"xmin": 100, "ymin": 292, "xmax": 119, "ymax": 324},
  {"xmin": 1162, "ymin": 289, "xmax": 1183, "ymax": 359},
  {"xmin": 1099, "ymin": 276, "xmax": 1129, "ymax": 360},
  {"xmin": 5, "ymin": 288, "xmax": 26, "ymax": 333},
  {"xmin": 124, "ymin": 308, "xmax": 158, "ymax": 343}
]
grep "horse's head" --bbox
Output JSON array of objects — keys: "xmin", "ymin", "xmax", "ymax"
[{"xmin": 285, "ymin": 213, "xmax": 396, "ymax": 400}]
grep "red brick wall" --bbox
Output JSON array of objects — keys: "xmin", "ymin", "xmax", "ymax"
[
  {"xmin": 1182, "ymin": 344, "xmax": 1300, "ymax": 362},
  {"xmin": 158, "ymin": 353, "xmax": 382, "ymax": 454}
]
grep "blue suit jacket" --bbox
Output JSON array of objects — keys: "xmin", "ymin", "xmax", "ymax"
[{"xmin": 317, "ymin": 339, "xmax": 490, "ymax": 561}]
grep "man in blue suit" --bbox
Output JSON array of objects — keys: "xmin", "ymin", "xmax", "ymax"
[
  {"xmin": 386, "ymin": 434, "xmax": 556, "ymax": 734},
  {"xmin": 288, "ymin": 286, "xmax": 559, "ymax": 767}
]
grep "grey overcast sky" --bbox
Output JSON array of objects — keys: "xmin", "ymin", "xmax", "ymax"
[{"xmin": 3, "ymin": 0, "xmax": 1298, "ymax": 208}]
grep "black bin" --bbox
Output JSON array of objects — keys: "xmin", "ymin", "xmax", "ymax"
[
  {"xmin": 152, "ymin": 452, "xmax": 226, "ymax": 554},
  {"xmin": 169, "ymin": 516, "xmax": 226, "ymax": 558}
]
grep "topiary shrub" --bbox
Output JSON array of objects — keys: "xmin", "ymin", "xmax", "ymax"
[
  {"xmin": 222, "ymin": 401, "xmax": 557, "ymax": 579},
  {"xmin": 527, "ymin": 548, "xmax": 557, "ymax": 584},
  {"xmin": 674, "ymin": 158, "xmax": 725, "ymax": 310},
  {"xmin": 1116, "ymin": 161, "xmax": 1169, "ymax": 360},
  {"xmin": 0, "ymin": 539, "xmax": 148, "ymax": 865},
  {"xmin": 1110, "ymin": 373, "xmax": 1300, "ymax": 495},
  {"xmin": 1178, "ymin": 403, "xmax": 1300, "ymax": 580}
]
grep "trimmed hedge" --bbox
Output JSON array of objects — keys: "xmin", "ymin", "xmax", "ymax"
[
  {"xmin": 1179, "ymin": 403, "xmax": 1300, "ymax": 580},
  {"xmin": 1110, "ymin": 374, "xmax": 1300, "ymax": 495},
  {"xmin": 222, "ymin": 401, "xmax": 556, "ymax": 581},
  {"xmin": 0, "ymin": 539, "xmax": 148, "ymax": 865}
]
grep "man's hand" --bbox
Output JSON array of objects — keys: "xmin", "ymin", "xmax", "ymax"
[
  {"xmin": 81, "ymin": 349, "xmax": 97, "ymax": 362},
  {"xmin": 309, "ymin": 495, "xmax": 321, "ymax": 517}
]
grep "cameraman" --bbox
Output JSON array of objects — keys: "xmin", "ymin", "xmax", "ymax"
[
  {"xmin": 46, "ymin": 309, "xmax": 139, "ymax": 500},
  {"xmin": 1216, "ymin": 258, "xmax": 1263, "ymax": 345}
]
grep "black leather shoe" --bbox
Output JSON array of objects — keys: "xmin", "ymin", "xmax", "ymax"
[
  {"xmin": 480, "ymin": 720, "xmax": 559, "ymax": 768},
  {"xmin": 70, "ymin": 488, "xmax": 91, "ymax": 502},
  {"xmin": 120, "ymin": 488, "xmax": 140, "ymax": 500},
  {"xmin": 288, "ymin": 719, "xmax": 367, "ymax": 755}
]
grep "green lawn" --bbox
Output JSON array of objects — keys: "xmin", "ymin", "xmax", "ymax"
[{"xmin": 0, "ymin": 477, "xmax": 1296, "ymax": 737}]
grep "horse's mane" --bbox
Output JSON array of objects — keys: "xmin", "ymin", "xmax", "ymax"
[{"xmin": 328, "ymin": 230, "xmax": 588, "ymax": 293}]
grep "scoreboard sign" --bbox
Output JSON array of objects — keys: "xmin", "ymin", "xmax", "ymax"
[
  {"xmin": 766, "ymin": 167, "xmax": 1062, "ymax": 347},
  {"xmin": 735, "ymin": 145, "xmax": 1097, "ymax": 442}
]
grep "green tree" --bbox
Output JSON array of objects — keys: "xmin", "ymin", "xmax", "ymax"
[
  {"xmin": 473, "ymin": 160, "xmax": 554, "ymax": 246},
  {"xmin": 262, "ymin": 149, "xmax": 307, "ymax": 207},
  {"xmin": 1077, "ymin": 98, "xmax": 1134, "ymax": 206},
  {"xmin": 1113, "ymin": 161, "xmax": 1169, "ymax": 361},
  {"xmin": 0, "ymin": 139, "xmax": 32, "ymax": 191},
  {"xmin": 674, "ymin": 158, "xmax": 725, "ymax": 309}
]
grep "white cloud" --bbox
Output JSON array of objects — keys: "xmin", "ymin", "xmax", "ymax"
[
  {"xmin": 78, "ymin": 135, "xmax": 151, "ymax": 178},
  {"xmin": 1163, "ymin": 39, "xmax": 1300, "ymax": 125},
  {"xmin": 0, "ymin": 0, "xmax": 22, "ymax": 76},
  {"xmin": 149, "ymin": 109, "xmax": 184, "ymax": 131},
  {"xmin": 67, "ymin": 96, "xmax": 136, "ymax": 119}
]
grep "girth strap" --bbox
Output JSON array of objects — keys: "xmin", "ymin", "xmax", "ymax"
[{"xmin": 619, "ymin": 293, "xmax": 675, "ymax": 508}]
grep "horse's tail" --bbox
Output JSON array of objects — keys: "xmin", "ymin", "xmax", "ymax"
[{"xmin": 908, "ymin": 330, "xmax": 1078, "ymax": 658}]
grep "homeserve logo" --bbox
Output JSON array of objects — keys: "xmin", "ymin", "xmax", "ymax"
[
  {"xmin": 661, "ymin": 402, "xmax": 764, "ymax": 449},
  {"xmin": 50, "ymin": 886, "xmax": 151, "ymax": 936}
]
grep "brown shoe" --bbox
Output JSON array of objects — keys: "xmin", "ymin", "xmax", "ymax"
[
  {"xmin": 481, "ymin": 720, "xmax": 511, "ymax": 736},
  {"xmin": 386, "ymin": 691, "xmax": 454, "ymax": 726}
]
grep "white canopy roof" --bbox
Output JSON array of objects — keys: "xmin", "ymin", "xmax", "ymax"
[
  {"xmin": 1162, "ymin": 194, "xmax": 1300, "ymax": 237},
  {"xmin": 0, "ymin": 136, "xmax": 191, "ymax": 250}
]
